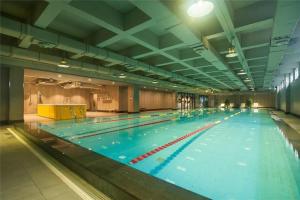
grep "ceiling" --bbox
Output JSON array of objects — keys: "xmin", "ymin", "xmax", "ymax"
[{"xmin": 1, "ymin": 0, "xmax": 300, "ymax": 93}]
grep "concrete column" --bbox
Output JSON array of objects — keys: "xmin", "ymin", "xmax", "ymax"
[
  {"xmin": 286, "ymin": 84, "xmax": 291, "ymax": 113},
  {"xmin": 9, "ymin": 67, "xmax": 24, "ymax": 122},
  {"xmin": 128, "ymin": 85, "xmax": 139, "ymax": 113},
  {"xmin": 118, "ymin": 86, "xmax": 128, "ymax": 112},
  {"xmin": 0, "ymin": 66, "xmax": 9, "ymax": 124}
]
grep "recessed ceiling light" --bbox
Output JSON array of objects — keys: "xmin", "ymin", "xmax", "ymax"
[
  {"xmin": 188, "ymin": 0, "xmax": 214, "ymax": 18},
  {"xmin": 57, "ymin": 60, "xmax": 70, "ymax": 68},
  {"xmin": 237, "ymin": 72, "xmax": 246, "ymax": 75},
  {"xmin": 152, "ymin": 80, "xmax": 158, "ymax": 84},
  {"xmin": 240, "ymin": 69, "xmax": 244, "ymax": 72}
]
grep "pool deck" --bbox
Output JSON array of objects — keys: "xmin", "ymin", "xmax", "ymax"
[
  {"xmin": 271, "ymin": 111, "xmax": 300, "ymax": 134},
  {"xmin": 271, "ymin": 110, "xmax": 300, "ymax": 155},
  {"xmin": 0, "ymin": 126, "xmax": 110, "ymax": 200}
]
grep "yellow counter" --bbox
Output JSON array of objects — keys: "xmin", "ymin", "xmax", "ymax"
[{"xmin": 37, "ymin": 104, "xmax": 86, "ymax": 120}]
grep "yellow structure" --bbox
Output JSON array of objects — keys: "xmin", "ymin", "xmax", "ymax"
[{"xmin": 37, "ymin": 104, "xmax": 86, "ymax": 120}]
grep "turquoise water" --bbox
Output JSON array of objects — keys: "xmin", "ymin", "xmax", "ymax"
[{"xmin": 40, "ymin": 109, "xmax": 300, "ymax": 199}]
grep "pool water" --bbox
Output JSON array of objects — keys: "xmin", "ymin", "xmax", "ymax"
[{"xmin": 40, "ymin": 109, "xmax": 300, "ymax": 199}]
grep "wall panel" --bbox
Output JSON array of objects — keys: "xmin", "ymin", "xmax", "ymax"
[
  {"xmin": 24, "ymin": 84, "xmax": 120, "ymax": 114},
  {"xmin": 139, "ymin": 90, "xmax": 176, "ymax": 110}
]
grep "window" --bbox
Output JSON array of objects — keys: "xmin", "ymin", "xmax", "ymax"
[
  {"xmin": 285, "ymin": 75, "xmax": 289, "ymax": 87},
  {"xmin": 281, "ymin": 81, "xmax": 284, "ymax": 90},
  {"xmin": 290, "ymin": 72, "xmax": 294, "ymax": 83},
  {"xmin": 295, "ymin": 67, "xmax": 299, "ymax": 79}
]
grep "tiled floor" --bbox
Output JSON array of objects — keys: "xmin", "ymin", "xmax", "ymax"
[
  {"xmin": 0, "ymin": 127, "xmax": 111, "ymax": 200},
  {"xmin": 0, "ymin": 127, "xmax": 83, "ymax": 200}
]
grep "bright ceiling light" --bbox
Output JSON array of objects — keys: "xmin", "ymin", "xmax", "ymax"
[
  {"xmin": 152, "ymin": 80, "xmax": 158, "ymax": 84},
  {"xmin": 244, "ymin": 79, "xmax": 251, "ymax": 82},
  {"xmin": 226, "ymin": 47, "xmax": 238, "ymax": 58},
  {"xmin": 172, "ymin": 85, "xmax": 178, "ymax": 87},
  {"xmin": 187, "ymin": 0, "xmax": 214, "ymax": 18},
  {"xmin": 237, "ymin": 72, "xmax": 246, "ymax": 75}
]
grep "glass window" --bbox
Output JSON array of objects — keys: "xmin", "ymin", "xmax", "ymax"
[
  {"xmin": 290, "ymin": 73, "xmax": 294, "ymax": 83},
  {"xmin": 295, "ymin": 67, "xmax": 299, "ymax": 79},
  {"xmin": 285, "ymin": 75, "xmax": 289, "ymax": 87}
]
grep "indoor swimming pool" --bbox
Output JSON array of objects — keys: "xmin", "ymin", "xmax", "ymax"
[{"xmin": 39, "ymin": 109, "xmax": 300, "ymax": 199}]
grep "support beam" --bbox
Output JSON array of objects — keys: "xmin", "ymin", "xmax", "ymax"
[
  {"xmin": 35, "ymin": 0, "xmax": 72, "ymax": 28},
  {"xmin": 213, "ymin": 0, "xmax": 254, "ymax": 88}
]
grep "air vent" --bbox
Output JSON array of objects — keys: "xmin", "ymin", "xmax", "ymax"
[
  {"xmin": 270, "ymin": 36, "xmax": 290, "ymax": 47},
  {"xmin": 37, "ymin": 41, "xmax": 56, "ymax": 48}
]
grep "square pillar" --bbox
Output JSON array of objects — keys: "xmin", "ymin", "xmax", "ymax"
[
  {"xmin": 128, "ymin": 85, "xmax": 139, "ymax": 113},
  {"xmin": 9, "ymin": 67, "xmax": 24, "ymax": 122},
  {"xmin": 0, "ymin": 67, "xmax": 9, "ymax": 124}
]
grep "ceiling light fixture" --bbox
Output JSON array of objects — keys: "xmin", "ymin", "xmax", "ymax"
[
  {"xmin": 118, "ymin": 74, "xmax": 126, "ymax": 78},
  {"xmin": 244, "ymin": 79, "xmax": 251, "ymax": 82},
  {"xmin": 187, "ymin": 0, "xmax": 214, "ymax": 18},
  {"xmin": 225, "ymin": 47, "xmax": 238, "ymax": 58},
  {"xmin": 237, "ymin": 72, "xmax": 246, "ymax": 75},
  {"xmin": 152, "ymin": 80, "xmax": 158, "ymax": 84},
  {"xmin": 172, "ymin": 85, "xmax": 178, "ymax": 87},
  {"xmin": 57, "ymin": 59, "xmax": 70, "ymax": 68}
]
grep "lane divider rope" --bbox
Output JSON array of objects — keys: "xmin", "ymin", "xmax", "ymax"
[
  {"xmin": 130, "ymin": 112, "xmax": 241, "ymax": 164},
  {"xmin": 73, "ymin": 118, "xmax": 176, "ymax": 140}
]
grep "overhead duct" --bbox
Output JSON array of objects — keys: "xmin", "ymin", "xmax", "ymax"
[
  {"xmin": 0, "ymin": 43, "xmax": 204, "ymax": 92},
  {"xmin": 35, "ymin": 78, "xmax": 58, "ymax": 85},
  {"xmin": 0, "ymin": 16, "xmax": 209, "ymax": 88}
]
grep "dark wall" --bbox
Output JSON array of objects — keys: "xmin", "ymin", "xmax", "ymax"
[
  {"xmin": 0, "ymin": 65, "xmax": 24, "ymax": 124},
  {"xmin": 0, "ymin": 67, "xmax": 9, "ymax": 123}
]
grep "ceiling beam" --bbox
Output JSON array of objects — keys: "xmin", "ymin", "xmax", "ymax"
[
  {"xmin": 35, "ymin": 0, "xmax": 72, "ymax": 28},
  {"xmin": 213, "ymin": 0, "xmax": 255, "ymax": 89},
  {"xmin": 205, "ymin": 18, "xmax": 273, "ymax": 40},
  {"xmin": 130, "ymin": 0, "xmax": 242, "ymax": 90},
  {"xmin": 19, "ymin": 0, "xmax": 71, "ymax": 49}
]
